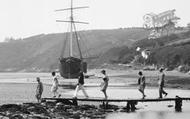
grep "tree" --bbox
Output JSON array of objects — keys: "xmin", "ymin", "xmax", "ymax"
[
  {"xmin": 4, "ymin": 37, "xmax": 15, "ymax": 42},
  {"xmin": 187, "ymin": 23, "xmax": 190, "ymax": 30}
]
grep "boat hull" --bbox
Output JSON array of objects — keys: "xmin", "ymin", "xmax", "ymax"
[{"xmin": 59, "ymin": 57, "xmax": 87, "ymax": 79}]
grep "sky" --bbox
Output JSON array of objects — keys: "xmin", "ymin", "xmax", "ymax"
[{"xmin": 0, "ymin": 0, "xmax": 189, "ymax": 42}]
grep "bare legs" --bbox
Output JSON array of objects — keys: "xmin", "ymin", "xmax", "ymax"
[
  {"xmin": 52, "ymin": 87, "xmax": 61, "ymax": 98},
  {"xmin": 102, "ymin": 90, "xmax": 108, "ymax": 99},
  {"xmin": 73, "ymin": 84, "xmax": 89, "ymax": 98},
  {"xmin": 159, "ymin": 86, "xmax": 168, "ymax": 98},
  {"xmin": 53, "ymin": 91, "xmax": 60, "ymax": 97},
  {"xmin": 139, "ymin": 89, "xmax": 146, "ymax": 99},
  {"xmin": 35, "ymin": 94, "xmax": 42, "ymax": 103}
]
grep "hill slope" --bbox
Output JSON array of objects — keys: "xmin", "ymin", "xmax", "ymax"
[
  {"xmin": 107, "ymin": 29, "xmax": 190, "ymax": 70},
  {"xmin": 0, "ymin": 28, "xmax": 148, "ymax": 72}
]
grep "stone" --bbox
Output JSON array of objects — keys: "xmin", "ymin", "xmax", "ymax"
[
  {"xmin": 45, "ymin": 101, "xmax": 56, "ymax": 108},
  {"xmin": 9, "ymin": 114, "xmax": 24, "ymax": 119},
  {"xmin": 0, "ymin": 104, "xmax": 22, "ymax": 112},
  {"xmin": 27, "ymin": 105, "xmax": 49, "ymax": 116}
]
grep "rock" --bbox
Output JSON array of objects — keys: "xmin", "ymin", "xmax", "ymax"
[
  {"xmin": 27, "ymin": 105, "xmax": 49, "ymax": 115},
  {"xmin": 54, "ymin": 111, "xmax": 70, "ymax": 117},
  {"xmin": 168, "ymin": 105, "xmax": 174, "ymax": 108},
  {"xmin": 0, "ymin": 112, "xmax": 9, "ymax": 119},
  {"xmin": 91, "ymin": 113, "xmax": 106, "ymax": 118},
  {"xmin": 64, "ymin": 105, "xmax": 73, "ymax": 110},
  {"xmin": 69, "ymin": 111, "xmax": 81, "ymax": 119},
  {"xmin": 55, "ymin": 99, "xmax": 74, "ymax": 105},
  {"xmin": 92, "ymin": 110, "xmax": 105, "ymax": 116},
  {"xmin": 0, "ymin": 104, "xmax": 22, "ymax": 112},
  {"xmin": 40, "ymin": 102, "xmax": 46, "ymax": 107},
  {"xmin": 79, "ymin": 105, "xmax": 96, "ymax": 110},
  {"xmin": 27, "ymin": 115, "xmax": 49, "ymax": 119},
  {"xmin": 44, "ymin": 101, "xmax": 56, "ymax": 108},
  {"xmin": 56, "ymin": 102, "xmax": 63, "ymax": 106},
  {"xmin": 0, "ymin": 115, "xmax": 9, "ymax": 119},
  {"xmin": 119, "ymin": 109, "xmax": 128, "ymax": 112},
  {"xmin": 104, "ymin": 109, "xmax": 114, "ymax": 113},
  {"xmin": 84, "ymin": 110, "xmax": 94, "ymax": 114},
  {"xmin": 9, "ymin": 114, "xmax": 24, "ymax": 119},
  {"xmin": 54, "ymin": 105, "xmax": 66, "ymax": 112},
  {"xmin": 0, "ymin": 102, "xmax": 124, "ymax": 119}
]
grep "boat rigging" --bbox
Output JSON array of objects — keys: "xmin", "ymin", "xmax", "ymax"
[{"xmin": 55, "ymin": 0, "xmax": 89, "ymax": 78}]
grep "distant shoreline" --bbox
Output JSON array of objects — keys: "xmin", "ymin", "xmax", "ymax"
[{"xmin": 0, "ymin": 70, "xmax": 189, "ymax": 91}]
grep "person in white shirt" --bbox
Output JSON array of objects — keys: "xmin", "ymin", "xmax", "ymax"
[{"xmin": 51, "ymin": 72, "xmax": 61, "ymax": 98}]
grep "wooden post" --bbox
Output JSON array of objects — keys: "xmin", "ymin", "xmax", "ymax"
[
  {"xmin": 131, "ymin": 101, "xmax": 137, "ymax": 112},
  {"xmin": 126, "ymin": 101, "xmax": 131, "ymax": 112},
  {"xmin": 102, "ymin": 101, "xmax": 109, "ymax": 109},
  {"xmin": 175, "ymin": 96, "xmax": 182, "ymax": 112},
  {"xmin": 126, "ymin": 101, "xmax": 137, "ymax": 112},
  {"xmin": 73, "ymin": 98, "xmax": 78, "ymax": 106},
  {"xmin": 102, "ymin": 101, "xmax": 105, "ymax": 108},
  {"xmin": 106, "ymin": 101, "xmax": 109, "ymax": 108}
]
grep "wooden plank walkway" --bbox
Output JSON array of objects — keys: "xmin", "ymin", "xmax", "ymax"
[
  {"xmin": 42, "ymin": 96, "xmax": 190, "ymax": 112},
  {"xmin": 42, "ymin": 97, "xmax": 190, "ymax": 102}
]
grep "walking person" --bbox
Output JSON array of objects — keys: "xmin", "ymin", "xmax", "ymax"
[
  {"xmin": 100, "ymin": 70, "xmax": 109, "ymax": 99},
  {"xmin": 73, "ymin": 71, "xmax": 89, "ymax": 98},
  {"xmin": 35, "ymin": 77, "xmax": 43, "ymax": 103},
  {"xmin": 51, "ymin": 72, "xmax": 61, "ymax": 98},
  {"xmin": 138, "ymin": 71, "xmax": 146, "ymax": 99},
  {"xmin": 158, "ymin": 68, "xmax": 168, "ymax": 98}
]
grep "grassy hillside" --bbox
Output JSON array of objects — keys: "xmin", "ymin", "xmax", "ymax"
[
  {"xmin": 109, "ymin": 29, "xmax": 190, "ymax": 70},
  {"xmin": 1, "ymin": 27, "xmax": 189, "ymax": 72},
  {"xmin": 0, "ymin": 28, "xmax": 148, "ymax": 72}
]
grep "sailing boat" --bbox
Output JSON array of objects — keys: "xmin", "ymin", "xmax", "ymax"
[{"xmin": 56, "ymin": 0, "xmax": 88, "ymax": 78}]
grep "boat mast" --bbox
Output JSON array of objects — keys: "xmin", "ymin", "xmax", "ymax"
[
  {"xmin": 55, "ymin": 0, "xmax": 89, "ymax": 59},
  {"xmin": 70, "ymin": 0, "xmax": 73, "ymax": 57}
]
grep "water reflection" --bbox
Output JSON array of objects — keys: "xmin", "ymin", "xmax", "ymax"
[{"xmin": 106, "ymin": 111, "xmax": 190, "ymax": 119}]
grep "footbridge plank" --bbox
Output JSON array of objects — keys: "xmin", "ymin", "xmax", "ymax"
[{"xmin": 42, "ymin": 97, "xmax": 190, "ymax": 102}]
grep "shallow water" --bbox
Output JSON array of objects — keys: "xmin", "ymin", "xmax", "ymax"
[{"xmin": 106, "ymin": 111, "xmax": 190, "ymax": 119}]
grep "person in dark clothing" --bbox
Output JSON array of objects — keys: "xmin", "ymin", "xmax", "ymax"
[
  {"xmin": 138, "ymin": 71, "xmax": 146, "ymax": 99},
  {"xmin": 35, "ymin": 77, "xmax": 43, "ymax": 103},
  {"xmin": 73, "ymin": 71, "xmax": 89, "ymax": 98},
  {"xmin": 158, "ymin": 68, "xmax": 168, "ymax": 98}
]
